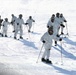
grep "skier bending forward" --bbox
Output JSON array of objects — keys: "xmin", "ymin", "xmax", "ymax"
[{"xmin": 41, "ymin": 26, "xmax": 62, "ymax": 64}]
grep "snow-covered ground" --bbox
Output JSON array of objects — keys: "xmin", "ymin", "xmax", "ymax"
[{"xmin": 0, "ymin": 0, "xmax": 76, "ymax": 75}]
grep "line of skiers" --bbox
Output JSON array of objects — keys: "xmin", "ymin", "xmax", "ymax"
[
  {"xmin": 40, "ymin": 12, "xmax": 67, "ymax": 64},
  {"xmin": 0, "ymin": 13, "xmax": 67, "ymax": 64},
  {"xmin": 0, "ymin": 14, "xmax": 35, "ymax": 39}
]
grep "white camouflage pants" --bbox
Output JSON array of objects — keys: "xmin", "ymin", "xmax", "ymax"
[{"xmin": 42, "ymin": 43, "xmax": 52, "ymax": 59}]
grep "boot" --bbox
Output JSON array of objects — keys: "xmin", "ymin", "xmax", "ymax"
[
  {"xmin": 20, "ymin": 36, "xmax": 23, "ymax": 39},
  {"xmin": 14, "ymin": 37, "xmax": 16, "ymax": 39},
  {"xmin": 61, "ymin": 32, "xmax": 64, "ymax": 35},
  {"xmin": 46, "ymin": 59, "xmax": 52, "ymax": 64},
  {"xmin": 5, "ymin": 35, "xmax": 7, "ymax": 37},
  {"xmin": 28, "ymin": 30, "xmax": 30, "ymax": 32},
  {"xmin": 55, "ymin": 41, "xmax": 57, "ymax": 46},
  {"xmin": 1, "ymin": 34, "xmax": 3, "ymax": 37},
  {"xmin": 41, "ymin": 58, "xmax": 46, "ymax": 62}
]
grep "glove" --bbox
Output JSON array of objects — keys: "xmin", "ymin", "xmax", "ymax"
[
  {"xmin": 59, "ymin": 38, "xmax": 62, "ymax": 41},
  {"xmin": 64, "ymin": 20, "xmax": 67, "ymax": 22},
  {"xmin": 25, "ymin": 23, "xmax": 28, "ymax": 25},
  {"xmin": 62, "ymin": 25, "xmax": 65, "ymax": 27},
  {"xmin": 42, "ymin": 40, "xmax": 45, "ymax": 43},
  {"xmin": 33, "ymin": 20, "xmax": 35, "ymax": 22},
  {"xmin": 1, "ymin": 19, "xmax": 3, "ymax": 23},
  {"xmin": 11, "ymin": 22, "xmax": 13, "ymax": 25},
  {"xmin": 60, "ymin": 24, "xmax": 65, "ymax": 27},
  {"xmin": 56, "ymin": 34, "xmax": 60, "ymax": 37},
  {"xmin": 47, "ymin": 26, "xmax": 49, "ymax": 28}
]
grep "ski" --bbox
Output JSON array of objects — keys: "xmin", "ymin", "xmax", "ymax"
[
  {"xmin": 41, "ymin": 60, "xmax": 52, "ymax": 65},
  {"xmin": 14, "ymin": 38, "xmax": 24, "ymax": 40},
  {"xmin": 42, "ymin": 61, "xmax": 52, "ymax": 66},
  {"xmin": 9, "ymin": 36, "xmax": 21, "ymax": 40}
]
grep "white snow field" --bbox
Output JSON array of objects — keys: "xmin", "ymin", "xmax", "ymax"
[{"xmin": 0, "ymin": 0, "xmax": 76, "ymax": 75}]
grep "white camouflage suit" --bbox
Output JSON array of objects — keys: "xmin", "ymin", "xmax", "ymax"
[
  {"xmin": 47, "ymin": 17, "xmax": 61, "ymax": 36},
  {"xmin": 14, "ymin": 17, "xmax": 25, "ymax": 38},
  {"xmin": 41, "ymin": 32, "xmax": 53, "ymax": 59},
  {"xmin": 11, "ymin": 15, "xmax": 17, "ymax": 31},
  {"xmin": 47, "ymin": 18, "xmax": 60, "ymax": 41},
  {"xmin": 26, "ymin": 17, "xmax": 35, "ymax": 32},
  {"xmin": 2, "ymin": 20, "xmax": 10, "ymax": 36},
  {"xmin": 54, "ymin": 17, "xmax": 61, "ymax": 35},
  {"xmin": 47, "ymin": 18, "xmax": 53, "ymax": 28},
  {"xmin": 41, "ymin": 32, "xmax": 60, "ymax": 59}
]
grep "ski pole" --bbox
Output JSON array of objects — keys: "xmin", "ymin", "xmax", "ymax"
[
  {"xmin": 36, "ymin": 43, "xmax": 44, "ymax": 63},
  {"xmin": 66, "ymin": 22, "xmax": 69, "ymax": 36},
  {"xmin": 60, "ymin": 41, "xmax": 63, "ymax": 65}
]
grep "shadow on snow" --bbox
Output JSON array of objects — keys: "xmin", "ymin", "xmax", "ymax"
[
  {"xmin": 52, "ymin": 65, "xmax": 76, "ymax": 75},
  {"xmin": 30, "ymin": 32, "xmax": 41, "ymax": 35},
  {"xmin": 19, "ymin": 39, "xmax": 38, "ymax": 50},
  {"xmin": 52, "ymin": 44, "xmax": 76, "ymax": 60},
  {"xmin": 63, "ymin": 38, "xmax": 76, "ymax": 46}
]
